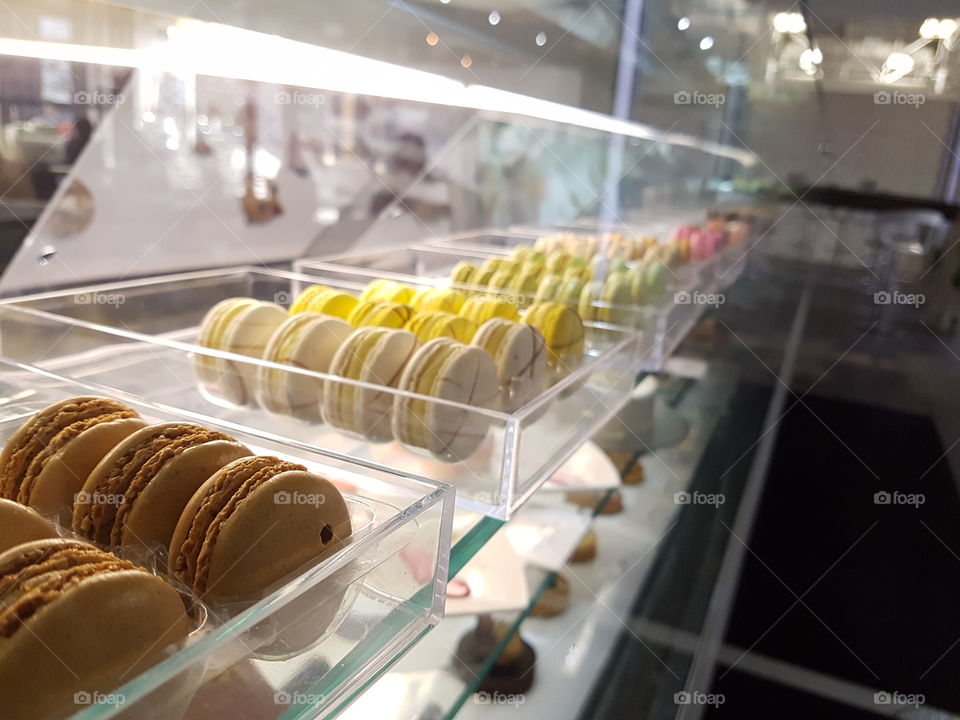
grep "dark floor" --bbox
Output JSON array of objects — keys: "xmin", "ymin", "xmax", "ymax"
[{"xmin": 716, "ymin": 393, "xmax": 960, "ymax": 715}]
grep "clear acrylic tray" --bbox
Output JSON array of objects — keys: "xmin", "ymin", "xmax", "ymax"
[
  {"xmin": 0, "ymin": 267, "xmax": 639, "ymax": 519},
  {"xmin": 294, "ymin": 240, "xmax": 710, "ymax": 370},
  {"xmin": 0, "ymin": 359, "xmax": 453, "ymax": 720}
]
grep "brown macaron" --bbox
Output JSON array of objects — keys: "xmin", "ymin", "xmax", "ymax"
[
  {"xmin": 0, "ymin": 499, "xmax": 57, "ymax": 555},
  {"xmin": 0, "ymin": 396, "xmax": 146, "ymax": 524},
  {"xmin": 73, "ymin": 422, "xmax": 252, "ymax": 555},
  {"xmin": 0, "ymin": 538, "xmax": 191, "ymax": 720},
  {"xmin": 169, "ymin": 455, "xmax": 352, "ymax": 603}
]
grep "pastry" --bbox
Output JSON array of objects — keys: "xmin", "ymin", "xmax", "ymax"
[
  {"xmin": 568, "ymin": 528, "xmax": 597, "ymax": 563},
  {"xmin": 347, "ymin": 301, "xmax": 414, "ymax": 329},
  {"xmin": 169, "ymin": 455, "xmax": 351, "ymax": 603},
  {"xmin": 450, "ymin": 261, "xmax": 477, "ymax": 287},
  {"xmin": 566, "ymin": 489, "xmax": 623, "ymax": 515},
  {"xmin": 410, "ymin": 287, "xmax": 467, "ymax": 314},
  {"xmin": 197, "ymin": 298, "xmax": 287, "ymax": 404},
  {"xmin": 622, "ymin": 458, "xmax": 645, "ymax": 485},
  {"xmin": 405, "ymin": 311, "xmax": 477, "ymax": 344},
  {"xmin": 522, "ymin": 301, "xmax": 585, "ymax": 382},
  {"xmin": 0, "ymin": 396, "xmax": 145, "ymax": 523},
  {"xmin": 556, "ymin": 277, "xmax": 587, "ymax": 308},
  {"xmin": 471, "ymin": 318, "xmax": 548, "ymax": 412},
  {"xmin": 643, "ymin": 258, "xmax": 669, "ymax": 301},
  {"xmin": 73, "ymin": 422, "xmax": 251, "ymax": 555},
  {"xmin": 506, "ymin": 268, "xmax": 540, "ymax": 309},
  {"xmin": 454, "ymin": 616, "xmax": 536, "ymax": 695},
  {"xmin": 0, "ymin": 538, "xmax": 191, "ymax": 720},
  {"xmin": 0, "ymin": 499, "xmax": 56, "ymax": 554},
  {"xmin": 531, "ymin": 573, "xmax": 570, "ymax": 618},
  {"xmin": 459, "ymin": 295, "xmax": 520, "ymax": 325},
  {"xmin": 579, "ymin": 275, "xmax": 633, "ymax": 326},
  {"xmin": 258, "ymin": 313, "xmax": 353, "ymax": 421},
  {"xmin": 288, "ymin": 284, "xmax": 330, "ymax": 314},
  {"xmin": 393, "ymin": 338, "xmax": 499, "ymax": 460},
  {"xmin": 534, "ymin": 273, "xmax": 563, "ymax": 303},
  {"xmin": 323, "ymin": 328, "xmax": 419, "ymax": 441},
  {"xmin": 486, "ymin": 269, "xmax": 515, "ymax": 292},
  {"xmin": 359, "ymin": 279, "xmax": 415, "ymax": 305},
  {"xmin": 290, "ymin": 286, "xmax": 358, "ymax": 319},
  {"xmin": 562, "ymin": 265, "xmax": 591, "ymax": 283},
  {"xmin": 545, "ymin": 251, "xmax": 574, "ymax": 275}
]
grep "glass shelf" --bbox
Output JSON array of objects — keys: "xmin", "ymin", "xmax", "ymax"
[{"xmin": 331, "ymin": 268, "xmax": 807, "ymax": 720}]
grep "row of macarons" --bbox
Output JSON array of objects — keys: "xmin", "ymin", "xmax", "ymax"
[
  {"xmin": 197, "ymin": 292, "xmax": 585, "ymax": 459},
  {"xmin": 0, "ymin": 396, "xmax": 353, "ymax": 606},
  {"xmin": 530, "ymin": 217, "xmax": 749, "ymax": 262}
]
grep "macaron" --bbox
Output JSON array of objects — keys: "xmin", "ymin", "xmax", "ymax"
[
  {"xmin": 290, "ymin": 286, "xmax": 358, "ymax": 319},
  {"xmin": 359, "ymin": 279, "xmax": 415, "ymax": 305},
  {"xmin": 73, "ymin": 422, "xmax": 252, "ymax": 554},
  {"xmin": 450, "ymin": 261, "xmax": 477, "ymax": 287},
  {"xmin": 323, "ymin": 328, "xmax": 419, "ymax": 441},
  {"xmin": 534, "ymin": 273, "xmax": 563, "ymax": 304},
  {"xmin": 347, "ymin": 301, "xmax": 414, "ymax": 329},
  {"xmin": 472, "ymin": 319, "xmax": 548, "ymax": 412},
  {"xmin": 196, "ymin": 298, "xmax": 287, "ymax": 405},
  {"xmin": 556, "ymin": 277, "xmax": 587, "ymax": 307},
  {"xmin": 169, "ymin": 455, "xmax": 351, "ymax": 602},
  {"xmin": 393, "ymin": 338, "xmax": 500, "ymax": 460},
  {"xmin": 410, "ymin": 287, "xmax": 467, "ymax": 315},
  {"xmin": 405, "ymin": 311, "xmax": 477, "ymax": 344},
  {"xmin": 545, "ymin": 251, "xmax": 575, "ymax": 275},
  {"xmin": 506, "ymin": 269, "xmax": 540, "ymax": 309},
  {"xmin": 0, "ymin": 499, "xmax": 56, "ymax": 555},
  {"xmin": 0, "ymin": 538, "xmax": 191, "ymax": 720},
  {"xmin": 0, "ymin": 396, "xmax": 145, "ymax": 524},
  {"xmin": 258, "ymin": 313, "xmax": 354, "ymax": 421},
  {"xmin": 289, "ymin": 285, "xmax": 330, "ymax": 314},
  {"xmin": 644, "ymin": 258, "xmax": 670, "ymax": 301},
  {"xmin": 486, "ymin": 269, "xmax": 515, "ymax": 292},
  {"xmin": 522, "ymin": 302, "xmax": 585, "ymax": 382},
  {"xmin": 459, "ymin": 295, "xmax": 520, "ymax": 325}
]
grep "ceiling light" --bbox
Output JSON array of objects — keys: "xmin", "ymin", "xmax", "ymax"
[
  {"xmin": 920, "ymin": 18, "xmax": 940, "ymax": 39},
  {"xmin": 773, "ymin": 12, "xmax": 806, "ymax": 34},
  {"xmin": 884, "ymin": 51, "xmax": 914, "ymax": 74},
  {"xmin": 677, "ymin": 17, "xmax": 690, "ymax": 31},
  {"xmin": 488, "ymin": 11, "xmax": 500, "ymax": 26},
  {"xmin": 0, "ymin": 24, "xmax": 760, "ymax": 168},
  {"xmin": 535, "ymin": 32, "xmax": 547, "ymax": 47},
  {"xmin": 425, "ymin": 32, "xmax": 439, "ymax": 46},
  {"xmin": 798, "ymin": 47, "xmax": 822, "ymax": 75},
  {"xmin": 699, "ymin": 36, "xmax": 714, "ymax": 51},
  {"xmin": 460, "ymin": 55, "xmax": 472, "ymax": 69},
  {"xmin": 881, "ymin": 51, "xmax": 915, "ymax": 83}
]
